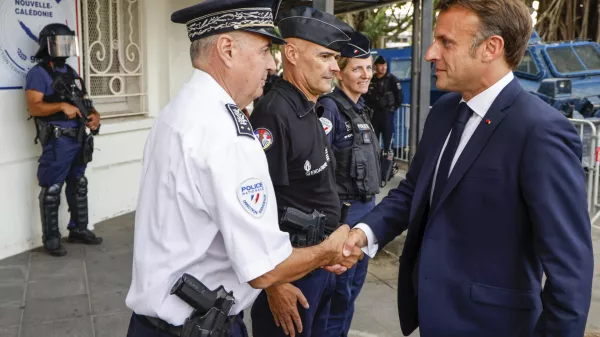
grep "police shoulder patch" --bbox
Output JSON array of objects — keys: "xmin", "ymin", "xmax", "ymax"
[
  {"xmin": 226, "ymin": 103, "xmax": 254, "ymax": 139},
  {"xmin": 254, "ymin": 128, "xmax": 273, "ymax": 151},
  {"xmin": 238, "ymin": 178, "xmax": 268, "ymax": 218},
  {"xmin": 319, "ymin": 117, "xmax": 333, "ymax": 135}
]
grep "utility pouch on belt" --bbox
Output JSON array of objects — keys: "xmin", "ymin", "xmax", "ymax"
[
  {"xmin": 79, "ymin": 134, "xmax": 94, "ymax": 165},
  {"xmin": 171, "ymin": 273, "xmax": 235, "ymax": 337},
  {"xmin": 35, "ymin": 119, "xmax": 54, "ymax": 146}
]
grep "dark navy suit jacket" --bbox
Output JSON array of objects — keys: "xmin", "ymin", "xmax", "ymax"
[{"xmin": 360, "ymin": 78, "xmax": 594, "ymax": 337}]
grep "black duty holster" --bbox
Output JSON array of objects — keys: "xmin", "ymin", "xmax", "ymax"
[
  {"xmin": 170, "ymin": 274, "xmax": 235, "ymax": 337},
  {"xmin": 280, "ymin": 207, "xmax": 328, "ymax": 247}
]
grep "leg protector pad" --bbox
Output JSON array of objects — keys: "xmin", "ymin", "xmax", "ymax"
[
  {"xmin": 39, "ymin": 183, "xmax": 63, "ymax": 245},
  {"xmin": 67, "ymin": 176, "xmax": 88, "ymax": 229}
]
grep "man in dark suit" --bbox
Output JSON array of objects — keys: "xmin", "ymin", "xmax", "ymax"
[{"xmin": 338, "ymin": 0, "xmax": 595, "ymax": 336}]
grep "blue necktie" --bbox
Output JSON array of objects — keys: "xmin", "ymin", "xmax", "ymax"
[{"xmin": 430, "ymin": 102, "xmax": 473, "ymax": 210}]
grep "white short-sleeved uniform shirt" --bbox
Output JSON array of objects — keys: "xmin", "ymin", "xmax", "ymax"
[{"xmin": 125, "ymin": 69, "xmax": 293, "ymax": 326}]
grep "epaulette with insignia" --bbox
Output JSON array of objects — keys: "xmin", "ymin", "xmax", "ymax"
[{"xmin": 226, "ymin": 103, "xmax": 254, "ymax": 139}]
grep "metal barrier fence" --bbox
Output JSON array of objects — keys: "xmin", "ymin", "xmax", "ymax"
[
  {"xmin": 570, "ymin": 119, "xmax": 600, "ymax": 227},
  {"xmin": 390, "ymin": 110, "xmax": 600, "ymax": 225},
  {"xmin": 392, "ymin": 104, "xmax": 411, "ymax": 162}
]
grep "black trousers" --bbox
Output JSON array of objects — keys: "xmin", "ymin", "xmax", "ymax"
[{"xmin": 372, "ymin": 110, "xmax": 395, "ymax": 151}]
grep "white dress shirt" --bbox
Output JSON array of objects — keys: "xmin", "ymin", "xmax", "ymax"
[
  {"xmin": 125, "ymin": 70, "xmax": 293, "ymax": 325},
  {"xmin": 355, "ymin": 72, "xmax": 515, "ymax": 257}
]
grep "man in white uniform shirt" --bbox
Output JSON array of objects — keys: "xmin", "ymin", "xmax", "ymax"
[
  {"xmin": 125, "ymin": 1, "xmax": 363, "ymax": 337},
  {"xmin": 340, "ymin": 0, "xmax": 594, "ymax": 336}
]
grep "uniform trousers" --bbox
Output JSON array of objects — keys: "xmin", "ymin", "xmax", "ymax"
[
  {"xmin": 325, "ymin": 198, "xmax": 375, "ymax": 337},
  {"xmin": 251, "ymin": 268, "xmax": 336, "ymax": 336},
  {"xmin": 371, "ymin": 110, "xmax": 395, "ymax": 151},
  {"xmin": 37, "ymin": 122, "xmax": 86, "ymax": 228}
]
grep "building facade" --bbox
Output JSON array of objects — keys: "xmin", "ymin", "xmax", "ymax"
[{"xmin": 0, "ymin": 0, "xmax": 198, "ymax": 259}]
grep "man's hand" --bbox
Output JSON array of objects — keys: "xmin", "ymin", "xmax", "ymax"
[
  {"xmin": 86, "ymin": 112, "xmax": 100, "ymax": 131},
  {"xmin": 320, "ymin": 225, "xmax": 363, "ymax": 275},
  {"xmin": 265, "ymin": 283, "xmax": 309, "ymax": 337},
  {"xmin": 344, "ymin": 228, "xmax": 368, "ymax": 256},
  {"xmin": 61, "ymin": 103, "xmax": 82, "ymax": 119},
  {"xmin": 322, "ymin": 227, "xmax": 367, "ymax": 274}
]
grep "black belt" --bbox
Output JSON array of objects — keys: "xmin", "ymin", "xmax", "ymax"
[
  {"xmin": 339, "ymin": 194, "xmax": 374, "ymax": 202},
  {"xmin": 58, "ymin": 127, "xmax": 81, "ymax": 138},
  {"xmin": 138, "ymin": 314, "xmax": 182, "ymax": 336},
  {"xmin": 138, "ymin": 313, "xmax": 236, "ymax": 336}
]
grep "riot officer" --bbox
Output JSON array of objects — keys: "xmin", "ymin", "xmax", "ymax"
[
  {"xmin": 249, "ymin": 6, "xmax": 356, "ymax": 337},
  {"xmin": 25, "ymin": 23, "xmax": 102, "ymax": 257},
  {"xmin": 364, "ymin": 56, "xmax": 404, "ymax": 152},
  {"xmin": 318, "ymin": 32, "xmax": 380, "ymax": 337}
]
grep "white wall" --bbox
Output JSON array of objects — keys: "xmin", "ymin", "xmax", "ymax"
[{"xmin": 0, "ymin": 0, "xmax": 194, "ymax": 260}]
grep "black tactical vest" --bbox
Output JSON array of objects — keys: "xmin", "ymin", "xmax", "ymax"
[
  {"xmin": 37, "ymin": 62, "xmax": 84, "ymax": 122},
  {"xmin": 324, "ymin": 90, "xmax": 381, "ymax": 198}
]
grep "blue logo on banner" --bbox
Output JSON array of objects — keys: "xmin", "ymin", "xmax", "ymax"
[{"xmin": 0, "ymin": 0, "xmax": 76, "ymax": 89}]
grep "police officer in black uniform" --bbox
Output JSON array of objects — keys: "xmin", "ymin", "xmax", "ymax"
[
  {"xmin": 364, "ymin": 56, "xmax": 404, "ymax": 152},
  {"xmin": 318, "ymin": 32, "xmax": 380, "ymax": 337},
  {"xmin": 249, "ymin": 6, "xmax": 355, "ymax": 337},
  {"xmin": 25, "ymin": 23, "xmax": 102, "ymax": 257}
]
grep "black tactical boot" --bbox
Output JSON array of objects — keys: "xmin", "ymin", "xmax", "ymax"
[
  {"xmin": 68, "ymin": 228, "xmax": 103, "ymax": 244},
  {"xmin": 66, "ymin": 176, "xmax": 103, "ymax": 245},
  {"xmin": 44, "ymin": 237, "xmax": 67, "ymax": 257},
  {"xmin": 40, "ymin": 183, "xmax": 67, "ymax": 257}
]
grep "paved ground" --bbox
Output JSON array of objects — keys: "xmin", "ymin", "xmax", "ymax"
[{"xmin": 0, "ymin": 171, "xmax": 599, "ymax": 337}]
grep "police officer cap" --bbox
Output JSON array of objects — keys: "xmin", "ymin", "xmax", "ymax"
[
  {"xmin": 277, "ymin": 6, "xmax": 354, "ymax": 52},
  {"xmin": 171, "ymin": 0, "xmax": 285, "ymax": 45},
  {"xmin": 340, "ymin": 32, "xmax": 371, "ymax": 59},
  {"xmin": 374, "ymin": 55, "xmax": 387, "ymax": 65}
]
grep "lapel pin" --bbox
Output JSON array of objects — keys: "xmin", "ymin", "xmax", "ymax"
[{"xmin": 485, "ymin": 119, "xmax": 491, "ymax": 125}]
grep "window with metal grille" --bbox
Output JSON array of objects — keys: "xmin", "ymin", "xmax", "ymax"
[{"xmin": 81, "ymin": 0, "xmax": 146, "ymax": 119}]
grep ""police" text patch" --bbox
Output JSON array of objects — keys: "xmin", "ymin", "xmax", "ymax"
[
  {"xmin": 226, "ymin": 104, "xmax": 255, "ymax": 139},
  {"xmin": 238, "ymin": 178, "xmax": 268, "ymax": 218}
]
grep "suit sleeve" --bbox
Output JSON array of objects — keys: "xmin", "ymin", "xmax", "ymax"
[
  {"xmin": 520, "ymin": 118, "xmax": 594, "ymax": 337},
  {"xmin": 357, "ymin": 105, "xmax": 438, "ymax": 249}
]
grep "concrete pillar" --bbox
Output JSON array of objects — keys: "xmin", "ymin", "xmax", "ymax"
[{"xmin": 313, "ymin": 0, "xmax": 334, "ymax": 14}]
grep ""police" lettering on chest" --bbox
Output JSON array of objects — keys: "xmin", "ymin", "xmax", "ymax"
[{"xmin": 357, "ymin": 123, "xmax": 371, "ymax": 131}]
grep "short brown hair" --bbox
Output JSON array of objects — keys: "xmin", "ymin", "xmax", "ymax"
[{"xmin": 435, "ymin": 0, "xmax": 532, "ymax": 69}]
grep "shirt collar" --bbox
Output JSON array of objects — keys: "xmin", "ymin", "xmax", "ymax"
[
  {"xmin": 189, "ymin": 69, "xmax": 235, "ymax": 105},
  {"xmin": 273, "ymin": 79, "xmax": 316, "ymax": 118},
  {"xmin": 462, "ymin": 71, "xmax": 514, "ymax": 118}
]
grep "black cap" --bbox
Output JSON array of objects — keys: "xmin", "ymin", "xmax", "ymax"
[
  {"xmin": 276, "ymin": 6, "xmax": 354, "ymax": 52},
  {"xmin": 171, "ymin": 0, "xmax": 285, "ymax": 45},
  {"xmin": 340, "ymin": 32, "xmax": 371, "ymax": 59},
  {"xmin": 374, "ymin": 55, "xmax": 387, "ymax": 65}
]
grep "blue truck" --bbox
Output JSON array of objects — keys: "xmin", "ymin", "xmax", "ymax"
[
  {"xmin": 373, "ymin": 30, "xmax": 600, "ymax": 117},
  {"xmin": 373, "ymin": 30, "xmax": 600, "ymax": 150}
]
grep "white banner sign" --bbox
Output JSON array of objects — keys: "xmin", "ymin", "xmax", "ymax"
[{"xmin": 0, "ymin": 0, "xmax": 77, "ymax": 90}]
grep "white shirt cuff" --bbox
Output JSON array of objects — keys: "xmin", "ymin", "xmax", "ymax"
[{"xmin": 354, "ymin": 223, "xmax": 379, "ymax": 258}]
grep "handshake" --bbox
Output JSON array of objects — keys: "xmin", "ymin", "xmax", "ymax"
[{"xmin": 319, "ymin": 225, "xmax": 368, "ymax": 275}]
